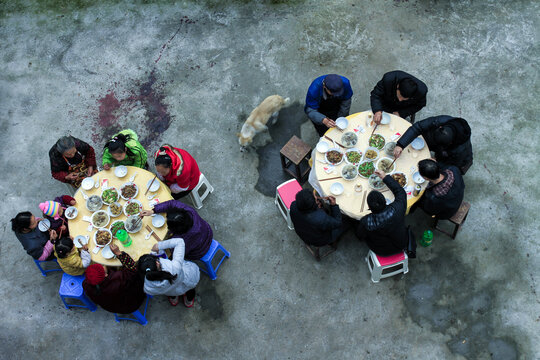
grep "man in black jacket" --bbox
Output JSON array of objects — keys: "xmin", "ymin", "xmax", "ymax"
[
  {"xmin": 370, "ymin": 70, "xmax": 428, "ymax": 124},
  {"xmin": 355, "ymin": 170, "xmax": 408, "ymax": 256},
  {"xmin": 290, "ymin": 189, "xmax": 344, "ymax": 247},
  {"xmin": 416, "ymin": 159, "xmax": 465, "ymax": 219},
  {"xmin": 393, "ymin": 115, "xmax": 473, "ymax": 174}
]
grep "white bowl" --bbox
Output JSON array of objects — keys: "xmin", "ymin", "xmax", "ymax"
[
  {"xmin": 369, "ymin": 133, "xmax": 386, "ymax": 150},
  {"xmin": 38, "ymin": 219, "xmax": 51, "ymax": 232},
  {"xmin": 101, "ymin": 245, "xmax": 115, "ymax": 259},
  {"xmin": 363, "ymin": 147, "xmax": 380, "ymax": 162},
  {"xmin": 368, "ymin": 174, "xmax": 385, "ymax": 190},
  {"xmin": 358, "ymin": 160, "xmax": 376, "ymax": 178},
  {"xmin": 125, "ymin": 215, "xmax": 143, "ymax": 233},
  {"xmin": 377, "ymin": 157, "xmax": 396, "ymax": 173},
  {"xmin": 81, "ymin": 177, "xmax": 95, "ymax": 190},
  {"xmin": 120, "ymin": 182, "xmax": 139, "ymax": 200},
  {"xmin": 413, "ymin": 171, "xmax": 426, "ymax": 184},
  {"xmin": 330, "ymin": 182, "xmax": 344, "ymax": 196},
  {"xmin": 325, "ymin": 148, "xmax": 344, "ymax": 166},
  {"xmin": 91, "ymin": 210, "xmax": 110, "ymax": 228},
  {"xmin": 93, "ymin": 228, "xmax": 112, "ymax": 247},
  {"xmin": 114, "ymin": 165, "xmax": 128, "ymax": 178},
  {"xmin": 123, "ymin": 199, "xmax": 143, "ymax": 217},
  {"xmin": 381, "ymin": 112, "xmax": 391, "ymax": 124},
  {"xmin": 385, "ymin": 142, "xmax": 397, "ymax": 156},
  {"xmin": 108, "ymin": 202, "xmax": 123, "ymax": 217},
  {"xmin": 336, "ymin": 117, "xmax": 348, "ymax": 130},
  {"xmin": 101, "ymin": 187, "xmax": 119, "ymax": 205},
  {"xmin": 146, "ymin": 178, "xmax": 160, "ymax": 192},
  {"xmin": 73, "ymin": 235, "xmax": 88, "ymax": 248},
  {"xmin": 390, "ymin": 171, "xmax": 408, "ymax": 188},
  {"xmin": 341, "ymin": 164, "xmax": 358, "ymax": 181},
  {"xmin": 344, "ymin": 148, "xmax": 363, "ymax": 165},
  {"xmin": 411, "ymin": 137, "xmax": 425, "ymax": 150},
  {"xmin": 341, "ymin": 131, "xmax": 358, "ymax": 148},
  {"xmin": 316, "ymin": 141, "xmax": 329, "ymax": 153},
  {"xmin": 65, "ymin": 206, "xmax": 78, "ymax": 220},
  {"xmin": 152, "ymin": 214, "xmax": 166, "ymax": 228}
]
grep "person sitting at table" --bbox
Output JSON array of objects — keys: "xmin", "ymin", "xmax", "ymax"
[
  {"xmin": 370, "ymin": 70, "xmax": 428, "ymax": 124},
  {"xmin": 416, "ymin": 159, "xmax": 465, "ymax": 219},
  {"xmin": 154, "ymin": 145, "xmax": 201, "ymax": 199},
  {"xmin": 102, "ymin": 129, "xmax": 148, "ymax": 170},
  {"xmin": 39, "ymin": 195, "xmax": 76, "ymax": 237},
  {"xmin": 83, "ymin": 244, "xmax": 146, "ymax": 314},
  {"xmin": 140, "ymin": 200, "xmax": 212, "ymax": 260},
  {"xmin": 11, "ymin": 211, "xmax": 58, "ymax": 261},
  {"xmin": 355, "ymin": 170, "xmax": 408, "ymax": 256},
  {"xmin": 49, "ymin": 136, "xmax": 97, "ymax": 188},
  {"xmin": 54, "ymin": 236, "xmax": 91, "ymax": 276},
  {"xmin": 304, "ymin": 74, "xmax": 354, "ymax": 136},
  {"xmin": 393, "ymin": 115, "xmax": 473, "ymax": 175},
  {"xmin": 290, "ymin": 189, "xmax": 345, "ymax": 247},
  {"xmin": 137, "ymin": 238, "xmax": 200, "ymax": 308}
]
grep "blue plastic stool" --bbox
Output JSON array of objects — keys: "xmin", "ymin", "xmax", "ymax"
[
  {"xmin": 59, "ymin": 273, "xmax": 97, "ymax": 312},
  {"xmin": 114, "ymin": 295, "xmax": 152, "ymax": 326},
  {"xmin": 198, "ymin": 239, "xmax": 230, "ymax": 280},
  {"xmin": 35, "ymin": 258, "xmax": 63, "ymax": 277}
]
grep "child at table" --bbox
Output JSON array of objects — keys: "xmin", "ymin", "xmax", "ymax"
[
  {"xmin": 54, "ymin": 236, "xmax": 91, "ymax": 276},
  {"xmin": 39, "ymin": 195, "xmax": 76, "ymax": 237}
]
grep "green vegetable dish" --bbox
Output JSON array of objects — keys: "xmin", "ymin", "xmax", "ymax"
[
  {"xmin": 110, "ymin": 221, "xmax": 126, "ymax": 237},
  {"xmin": 358, "ymin": 161, "xmax": 375, "ymax": 177},
  {"xmin": 101, "ymin": 188, "xmax": 119, "ymax": 204},
  {"xmin": 369, "ymin": 134, "xmax": 386, "ymax": 150},
  {"xmin": 346, "ymin": 151, "xmax": 362, "ymax": 164},
  {"xmin": 125, "ymin": 202, "xmax": 140, "ymax": 216}
]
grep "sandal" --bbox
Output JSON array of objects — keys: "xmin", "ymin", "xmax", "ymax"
[
  {"xmin": 168, "ymin": 296, "xmax": 179, "ymax": 306},
  {"xmin": 183, "ymin": 294, "xmax": 195, "ymax": 308}
]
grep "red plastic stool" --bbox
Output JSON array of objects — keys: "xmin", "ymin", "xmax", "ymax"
[
  {"xmin": 275, "ymin": 179, "xmax": 302, "ymax": 230},
  {"xmin": 365, "ymin": 250, "xmax": 409, "ymax": 283}
]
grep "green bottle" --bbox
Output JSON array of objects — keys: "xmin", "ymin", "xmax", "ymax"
[
  {"xmin": 420, "ymin": 230, "xmax": 433, "ymax": 247},
  {"xmin": 116, "ymin": 229, "xmax": 132, "ymax": 247}
]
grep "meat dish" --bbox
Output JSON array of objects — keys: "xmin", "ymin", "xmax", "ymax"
[{"xmin": 95, "ymin": 230, "xmax": 111, "ymax": 246}]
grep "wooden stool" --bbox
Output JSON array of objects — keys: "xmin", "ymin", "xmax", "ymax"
[
  {"xmin": 304, "ymin": 243, "xmax": 336, "ymax": 261},
  {"xmin": 280, "ymin": 135, "xmax": 311, "ymax": 183},
  {"xmin": 433, "ymin": 201, "xmax": 471, "ymax": 239}
]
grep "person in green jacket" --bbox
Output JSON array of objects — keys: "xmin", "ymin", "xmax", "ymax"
[{"xmin": 102, "ymin": 129, "xmax": 148, "ymax": 170}]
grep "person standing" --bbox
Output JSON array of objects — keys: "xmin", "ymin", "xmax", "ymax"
[
  {"xmin": 49, "ymin": 136, "xmax": 97, "ymax": 188},
  {"xmin": 305, "ymin": 74, "xmax": 353, "ymax": 136},
  {"xmin": 370, "ymin": 70, "xmax": 428, "ymax": 124}
]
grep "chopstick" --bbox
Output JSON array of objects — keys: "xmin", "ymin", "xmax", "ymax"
[
  {"xmin": 145, "ymin": 174, "xmax": 158, "ymax": 195},
  {"xmin": 389, "ymin": 157, "xmax": 397, "ymax": 168},
  {"xmin": 324, "ymin": 136, "xmax": 346, "ymax": 148},
  {"xmin": 319, "ymin": 176, "xmax": 342, "ymax": 182},
  {"xmin": 360, "ymin": 191, "xmax": 368, "ymax": 212},
  {"xmin": 145, "ymin": 225, "xmax": 162, "ymax": 241},
  {"xmin": 370, "ymin": 123, "xmax": 379, "ymax": 137}
]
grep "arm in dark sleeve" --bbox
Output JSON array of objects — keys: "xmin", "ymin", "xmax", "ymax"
[
  {"xmin": 153, "ymin": 199, "xmax": 190, "ymax": 214},
  {"xmin": 305, "ymin": 107, "xmax": 326, "ymax": 124},
  {"xmin": 50, "ymin": 148, "xmax": 69, "ymax": 183},
  {"xmin": 319, "ymin": 205, "xmax": 343, "ymax": 231},
  {"xmin": 117, "ymin": 251, "xmax": 137, "ymax": 272},
  {"xmin": 396, "ymin": 98, "xmax": 426, "ymax": 118},
  {"xmin": 337, "ymin": 98, "xmax": 352, "ymax": 118},
  {"xmin": 370, "ymin": 77, "xmax": 386, "ymax": 113},
  {"xmin": 305, "ymin": 79, "xmax": 325, "ymax": 124},
  {"xmin": 397, "ymin": 116, "xmax": 439, "ymax": 149},
  {"xmin": 355, "ymin": 219, "xmax": 368, "ymax": 242},
  {"xmin": 420, "ymin": 190, "xmax": 442, "ymax": 216},
  {"xmin": 383, "ymin": 175, "xmax": 407, "ymax": 214}
]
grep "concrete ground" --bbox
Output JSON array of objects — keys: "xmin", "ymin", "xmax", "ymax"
[{"xmin": 1, "ymin": 0, "xmax": 539, "ymax": 359}]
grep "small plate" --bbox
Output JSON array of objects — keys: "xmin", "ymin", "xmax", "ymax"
[
  {"xmin": 120, "ymin": 182, "xmax": 139, "ymax": 200},
  {"xmin": 316, "ymin": 141, "xmax": 329, "ymax": 153},
  {"xmin": 73, "ymin": 235, "xmax": 88, "ymax": 248},
  {"xmin": 152, "ymin": 214, "xmax": 166, "ymax": 228},
  {"xmin": 101, "ymin": 245, "xmax": 115, "ymax": 259},
  {"xmin": 123, "ymin": 199, "xmax": 143, "ymax": 217},
  {"xmin": 411, "ymin": 137, "xmax": 425, "ymax": 150},
  {"xmin": 330, "ymin": 182, "xmax": 344, "ymax": 196},
  {"xmin": 114, "ymin": 165, "xmax": 128, "ymax": 178},
  {"xmin": 413, "ymin": 171, "xmax": 425, "ymax": 184},
  {"xmin": 81, "ymin": 178, "xmax": 94, "ymax": 190},
  {"xmin": 93, "ymin": 228, "xmax": 112, "ymax": 247},
  {"xmin": 147, "ymin": 178, "xmax": 160, "ymax": 192},
  {"xmin": 381, "ymin": 112, "xmax": 391, "ymax": 125},
  {"xmin": 336, "ymin": 117, "xmax": 348, "ymax": 130},
  {"xmin": 38, "ymin": 219, "xmax": 51, "ymax": 232},
  {"xmin": 65, "ymin": 206, "xmax": 78, "ymax": 220}
]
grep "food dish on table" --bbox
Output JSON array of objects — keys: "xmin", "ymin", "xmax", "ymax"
[
  {"xmin": 325, "ymin": 149, "xmax": 344, "ymax": 165},
  {"xmin": 364, "ymin": 147, "xmax": 380, "ymax": 161},
  {"xmin": 101, "ymin": 187, "xmax": 119, "ymax": 204},
  {"xmin": 86, "ymin": 195, "xmax": 103, "ymax": 212},
  {"xmin": 125, "ymin": 215, "xmax": 143, "ymax": 233},
  {"xmin": 368, "ymin": 174, "xmax": 385, "ymax": 190},
  {"xmin": 377, "ymin": 157, "xmax": 396, "ymax": 173},
  {"xmin": 91, "ymin": 210, "xmax": 110, "ymax": 228},
  {"xmin": 65, "ymin": 206, "xmax": 78, "ymax": 219},
  {"xmin": 341, "ymin": 132, "xmax": 358, "ymax": 148},
  {"xmin": 94, "ymin": 229, "xmax": 112, "ymax": 246},
  {"xmin": 391, "ymin": 172, "xmax": 408, "ymax": 187},
  {"xmin": 124, "ymin": 200, "xmax": 142, "ymax": 216},
  {"xmin": 341, "ymin": 164, "xmax": 357, "ymax": 180},
  {"xmin": 385, "ymin": 142, "xmax": 396, "ymax": 156},
  {"xmin": 110, "ymin": 220, "xmax": 126, "ymax": 237},
  {"xmin": 358, "ymin": 161, "xmax": 375, "ymax": 178},
  {"xmin": 345, "ymin": 149, "xmax": 362, "ymax": 165},
  {"xmin": 369, "ymin": 134, "xmax": 386, "ymax": 150},
  {"xmin": 120, "ymin": 183, "xmax": 138, "ymax": 200},
  {"xmin": 108, "ymin": 202, "xmax": 123, "ymax": 217}
]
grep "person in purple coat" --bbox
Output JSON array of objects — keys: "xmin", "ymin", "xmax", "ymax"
[{"xmin": 140, "ymin": 200, "xmax": 212, "ymax": 260}]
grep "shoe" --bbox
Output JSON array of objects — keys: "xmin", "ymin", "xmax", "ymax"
[
  {"xmin": 183, "ymin": 294, "xmax": 195, "ymax": 308},
  {"xmin": 168, "ymin": 296, "xmax": 179, "ymax": 306}
]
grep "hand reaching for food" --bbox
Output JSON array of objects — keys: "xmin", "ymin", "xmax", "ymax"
[
  {"xmin": 393, "ymin": 146, "xmax": 403, "ymax": 159},
  {"xmin": 103, "ymin": 163, "xmax": 111, "ymax": 170},
  {"xmin": 374, "ymin": 170, "xmax": 386, "ymax": 179},
  {"xmin": 66, "ymin": 173, "xmax": 78, "ymax": 180},
  {"xmin": 81, "ymin": 244, "xmax": 88, "ymax": 251},
  {"xmin": 140, "ymin": 210, "xmax": 154, "ymax": 217},
  {"xmin": 110, "ymin": 243, "xmax": 121, "ymax": 256},
  {"xmin": 373, "ymin": 111, "xmax": 382, "ymax": 125},
  {"xmin": 151, "ymin": 244, "xmax": 159, "ymax": 252}
]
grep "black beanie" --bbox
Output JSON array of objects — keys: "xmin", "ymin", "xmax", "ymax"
[
  {"xmin": 367, "ymin": 191, "xmax": 386, "ymax": 213},
  {"xmin": 296, "ymin": 189, "xmax": 316, "ymax": 211},
  {"xmin": 433, "ymin": 125, "xmax": 454, "ymax": 147}
]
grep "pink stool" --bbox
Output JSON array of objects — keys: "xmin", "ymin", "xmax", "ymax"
[
  {"xmin": 365, "ymin": 250, "xmax": 409, "ymax": 283},
  {"xmin": 275, "ymin": 179, "xmax": 302, "ymax": 230}
]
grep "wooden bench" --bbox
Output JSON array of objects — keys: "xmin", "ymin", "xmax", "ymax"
[{"xmin": 433, "ymin": 201, "xmax": 471, "ymax": 239}]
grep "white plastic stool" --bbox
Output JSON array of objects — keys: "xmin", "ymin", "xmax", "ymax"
[
  {"xmin": 365, "ymin": 250, "xmax": 409, "ymax": 283},
  {"xmin": 275, "ymin": 179, "xmax": 302, "ymax": 230},
  {"xmin": 188, "ymin": 173, "xmax": 214, "ymax": 209}
]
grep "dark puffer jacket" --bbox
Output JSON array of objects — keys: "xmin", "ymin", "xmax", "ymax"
[
  {"xmin": 356, "ymin": 176, "xmax": 408, "ymax": 256},
  {"xmin": 397, "ymin": 115, "xmax": 473, "ymax": 171},
  {"xmin": 290, "ymin": 202, "xmax": 342, "ymax": 247},
  {"xmin": 419, "ymin": 165, "xmax": 465, "ymax": 219}
]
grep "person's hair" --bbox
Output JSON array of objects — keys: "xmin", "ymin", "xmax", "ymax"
[
  {"xmin": 11, "ymin": 211, "xmax": 33, "ymax": 232},
  {"xmin": 433, "ymin": 125, "xmax": 454, "ymax": 147},
  {"xmin": 155, "ymin": 147, "xmax": 173, "ymax": 168},
  {"xmin": 367, "ymin": 191, "xmax": 386, "ymax": 213},
  {"xmin": 104, "ymin": 133, "xmax": 131, "ymax": 154},
  {"xmin": 398, "ymin": 78, "xmax": 417, "ymax": 98},
  {"xmin": 295, "ymin": 189, "xmax": 316, "ymax": 211},
  {"xmin": 56, "ymin": 136, "xmax": 76, "ymax": 154},
  {"xmin": 55, "ymin": 237, "xmax": 74, "ymax": 258},
  {"xmin": 167, "ymin": 209, "xmax": 194, "ymax": 234},
  {"xmin": 138, "ymin": 254, "xmax": 177, "ymax": 284},
  {"xmin": 418, "ymin": 159, "xmax": 441, "ymax": 180}
]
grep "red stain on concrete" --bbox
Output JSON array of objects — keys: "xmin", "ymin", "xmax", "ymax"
[{"xmin": 98, "ymin": 92, "xmax": 121, "ymax": 128}]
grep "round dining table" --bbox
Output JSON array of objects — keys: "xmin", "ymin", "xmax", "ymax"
[
  {"xmin": 308, "ymin": 111, "xmax": 431, "ymax": 220},
  {"xmin": 68, "ymin": 166, "xmax": 172, "ymax": 266}
]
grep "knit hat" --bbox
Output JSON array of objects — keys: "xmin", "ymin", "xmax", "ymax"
[
  {"xmin": 39, "ymin": 201, "xmax": 62, "ymax": 220},
  {"xmin": 367, "ymin": 191, "xmax": 386, "ymax": 213},
  {"xmin": 86, "ymin": 264, "xmax": 106, "ymax": 285}
]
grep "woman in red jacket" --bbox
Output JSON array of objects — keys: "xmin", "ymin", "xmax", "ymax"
[{"xmin": 154, "ymin": 145, "xmax": 201, "ymax": 199}]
